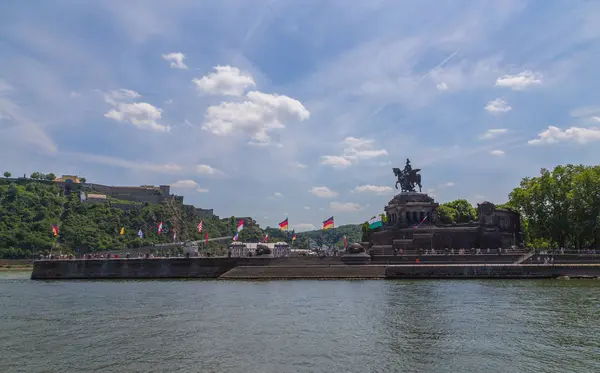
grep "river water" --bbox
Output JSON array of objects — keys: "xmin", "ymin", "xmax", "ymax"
[{"xmin": 1, "ymin": 272, "xmax": 599, "ymax": 373}]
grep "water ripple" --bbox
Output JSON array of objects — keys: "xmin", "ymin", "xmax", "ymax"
[{"xmin": 0, "ymin": 275, "xmax": 599, "ymax": 373}]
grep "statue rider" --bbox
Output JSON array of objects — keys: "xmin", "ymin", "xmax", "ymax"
[{"xmin": 402, "ymin": 159, "xmax": 414, "ymax": 192}]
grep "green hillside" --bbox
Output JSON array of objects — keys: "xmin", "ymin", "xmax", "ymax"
[{"xmin": 0, "ymin": 179, "xmax": 263, "ymax": 258}]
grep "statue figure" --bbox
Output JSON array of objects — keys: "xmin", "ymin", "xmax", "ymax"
[{"xmin": 392, "ymin": 158, "xmax": 422, "ymax": 192}]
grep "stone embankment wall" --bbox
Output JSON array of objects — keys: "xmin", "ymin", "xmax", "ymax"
[
  {"xmin": 385, "ymin": 264, "xmax": 600, "ymax": 279},
  {"xmin": 31, "ymin": 257, "xmax": 600, "ymax": 280}
]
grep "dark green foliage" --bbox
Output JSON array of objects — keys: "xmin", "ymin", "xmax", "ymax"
[{"xmin": 0, "ymin": 181, "xmax": 262, "ymax": 258}]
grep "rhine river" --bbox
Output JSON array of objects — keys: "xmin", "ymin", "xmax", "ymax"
[{"xmin": 1, "ymin": 272, "xmax": 599, "ymax": 373}]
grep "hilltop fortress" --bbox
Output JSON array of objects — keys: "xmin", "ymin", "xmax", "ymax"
[{"xmin": 53, "ymin": 175, "xmax": 215, "ymax": 219}]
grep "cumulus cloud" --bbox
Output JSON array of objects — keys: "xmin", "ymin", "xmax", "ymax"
[
  {"xmin": 103, "ymin": 89, "xmax": 169, "ymax": 132},
  {"xmin": 294, "ymin": 223, "xmax": 315, "ymax": 231},
  {"xmin": 193, "ymin": 66, "xmax": 255, "ymax": 96},
  {"xmin": 171, "ymin": 180, "xmax": 198, "ymax": 188},
  {"xmin": 495, "ymin": 70, "xmax": 542, "ymax": 90},
  {"xmin": 310, "ymin": 186, "xmax": 338, "ymax": 198},
  {"xmin": 196, "ymin": 164, "xmax": 221, "ymax": 175},
  {"xmin": 320, "ymin": 136, "xmax": 387, "ymax": 168},
  {"xmin": 479, "ymin": 128, "xmax": 508, "ymax": 140},
  {"xmin": 490, "ymin": 149, "xmax": 505, "ymax": 156},
  {"xmin": 203, "ymin": 90, "xmax": 309, "ymax": 145},
  {"xmin": 485, "ymin": 98, "xmax": 512, "ymax": 114},
  {"xmin": 320, "ymin": 155, "xmax": 352, "ymax": 168},
  {"xmin": 438, "ymin": 182, "xmax": 455, "ymax": 188},
  {"xmin": 528, "ymin": 126, "xmax": 600, "ymax": 145},
  {"xmin": 196, "ymin": 188, "xmax": 209, "ymax": 193},
  {"xmin": 352, "ymin": 185, "xmax": 393, "ymax": 194},
  {"xmin": 292, "ymin": 162, "xmax": 307, "ymax": 169},
  {"xmin": 162, "ymin": 52, "xmax": 188, "ymax": 69},
  {"xmin": 329, "ymin": 201, "xmax": 362, "ymax": 212}
]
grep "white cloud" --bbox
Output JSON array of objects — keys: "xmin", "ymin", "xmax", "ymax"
[
  {"xmin": 273, "ymin": 192, "xmax": 282, "ymax": 197},
  {"xmin": 171, "ymin": 180, "xmax": 198, "ymax": 188},
  {"xmin": 294, "ymin": 223, "xmax": 315, "ymax": 231},
  {"xmin": 292, "ymin": 162, "xmax": 307, "ymax": 168},
  {"xmin": 320, "ymin": 155, "xmax": 352, "ymax": 168},
  {"xmin": 196, "ymin": 164, "xmax": 221, "ymax": 175},
  {"xmin": 490, "ymin": 149, "xmax": 505, "ymax": 156},
  {"xmin": 480, "ymin": 128, "xmax": 508, "ymax": 139},
  {"xmin": 103, "ymin": 89, "xmax": 140, "ymax": 106},
  {"xmin": 161, "ymin": 52, "xmax": 188, "ymax": 69},
  {"xmin": 485, "ymin": 98, "xmax": 512, "ymax": 114},
  {"xmin": 352, "ymin": 185, "xmax": 393, "ymax": 194},
  {"xmin": 105, "ymin": 102, "xmax": 169, "ymax": 132},
  {"xmin": 321, "ymin": 137, "xmax": 387, "ymax": 168},
  {"xmin": 310, "ymin": 186, "xmax": 338, "ymax": 198},
  {"xmin": 495, "ymin": 70, "xmax": 542, "ymax": 90},
  {"xmin": 438, "ymin": 182, "xmax": 455, "ymax": 188},
  {"xmin": 474, "ymin": 195, "xmax": 486, "ymax": 203},
  {"xmin": 196, "ymin": 188, "xmax": 209, "ymax": 193},
  {"xmin": 202, "ymin": 90, "xmax": 309, "ymax": 145},
  {"xmin": 570, "ymin": 106, "xmax": 600, "ymax": 118},
  {"xmin": 193, "ymin": 65, "xmax": 255, "ymax": 96},
  {"xmin": 70, "ymin": 152, "xmax": 182, "ymax": 173},
  {"xmin": 436, "ymin": 82, "xmax": 448, "ymax": 91},
  {"xmin": 329, "ymin": 201, "xmax": 362, "ymax": 212},
  {"xmin": 528, "ymin": 126, "xmax": 600, "ymax": 145},
  {"xmin": 103, "ymin": 89, "xmax": 169, "ymax": 132},
  {"xmin": 303, "ymin": 206, "xmax": 310, "ymax": 210}
]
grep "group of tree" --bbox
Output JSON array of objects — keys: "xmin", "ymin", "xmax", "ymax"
[
  {"xmin": 359, "ymin": 164, "xmax": 600, "ymax": 249},
  {"xmin": 0, "ymin": 180, "xmax": 263, "ymax": 258},
  {"xmin": 2, "ymin": 164, "xmax": 599, "ymax": 258},
  {"xmin": 506, "ymin": 164, "xmax": 600, "ymax": 249}
]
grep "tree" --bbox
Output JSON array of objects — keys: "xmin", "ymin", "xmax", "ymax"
[
  {"xmin": 79, "ymin": 177, "xmax": 87, "ymax": 183},
  {"xmin": 3, "ymin": 171, "xmax": 10, "ymax": 178},
  {"xmin": 45, "ymin": 173, "xmax": 56, "ymax": 181},
  {"xmin": 30, "ymin": 172, "xmax": 43, "ymax": 180},
  {"xmin": 508, "ymin": 164, "xmax": 600, "ymax": 249},
  {"xmin": 443, "ymin": 199, "xmax": 476, "ymax": 223}
]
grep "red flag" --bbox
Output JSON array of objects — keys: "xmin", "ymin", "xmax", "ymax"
[
  {"xmin": 197, "ymin": 221, "xmax": 203, "ymax": 232},
  {"xmin": 264, "ymin": 234, "xmax": 269, "ymax": 242},
  {"xmin": 204, "ymin": 232, "xmax": 209, "ymax": 244},
  {"xmin": 343, "ymin": 235, "xmax": 348, "ymax": 248},
  {"xmin": 51, "ymin": 224, "xmax": 59, "ymax": 237},
  {"xmin": 158, "ymin": 222, "xmax": 163, "ymax": 234}
]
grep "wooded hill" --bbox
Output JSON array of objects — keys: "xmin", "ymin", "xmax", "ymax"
[{"xmin": 1, "ymin": 164, "xmax": 599, "ymax": 258}]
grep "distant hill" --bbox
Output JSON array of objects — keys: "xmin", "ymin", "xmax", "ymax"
[{"xmin": 263, "ymin": 224, "xmax": 362, "ymax": 249}]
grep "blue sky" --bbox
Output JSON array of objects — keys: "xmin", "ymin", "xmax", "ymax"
[{"xmin": 1, "ymin": 0, "xmax": 600, "ymax": 231}]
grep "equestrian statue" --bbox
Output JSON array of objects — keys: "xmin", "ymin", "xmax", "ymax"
[{"xmin": 393, "ymin": 158, "xmax": 422, "ymax": 192}]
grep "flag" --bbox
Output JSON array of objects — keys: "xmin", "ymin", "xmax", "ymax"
[
  {"xmin": 158, "ymin": 222, "xmax": 163, "ymax": 234},
  {"xmin": 51, "ymin": 224, "xmax": 59, "ymax": 237},
  {"xmin": 197, "ymin": 220, "xmax": 203, "ymax": 232},
  {"xmin": 279, "ymin": 218, "xmax": 289, "ymax": 231},
  {"xmin": 292, "ymin": 233, "xmax": 297, "ymax": 241},
  {"xmin": 237, "ymin": 219, "xmax": 244, "ymax": 232},
  {"xmin": 414, "ymin": 213, "xmax": 429, "ymax": 229},
  {"xmin": 264, "ymin": 234, "xmax": 269, "ymax": 242},
  {"xmin": 205, "ymin": 232, "xmax": 209, "ymax": 244},
  {"xmin": 173, "ymin": 232, "xmax": 177, "ymax": 242},
  {"xmin": 233, "ymin": 232, "xmax": 239, "ymax": 241},
  {"xmin": 323, "ymin": 217, "xmax": 334, "ymax": 230},
  {"xmin": 138, "ymin": 229, "xmax": 143, "ymax": 239},
  {"xmin": 343, "ymin": 235, "xmax": 348, "ymax": 248},
  {"xmin": 119, "ymin": 227, "xmax": 124, "ymax": 235},
  {"xmin": 368, "ymin": 215, "xmax": 383, "ymax": 230}
]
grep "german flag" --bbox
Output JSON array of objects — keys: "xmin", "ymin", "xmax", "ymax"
[
  {"xmin": 322, "ymin": 216, "xmax": 334, "ymax": 230},
  {"xmin": 279, "ymin": 218, "xmax": 289, "ymax": 231}
]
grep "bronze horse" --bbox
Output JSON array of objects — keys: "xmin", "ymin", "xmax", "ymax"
[{"xmin": 393, "ymin": 167, "xmax": 422, "ymax": 192}]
